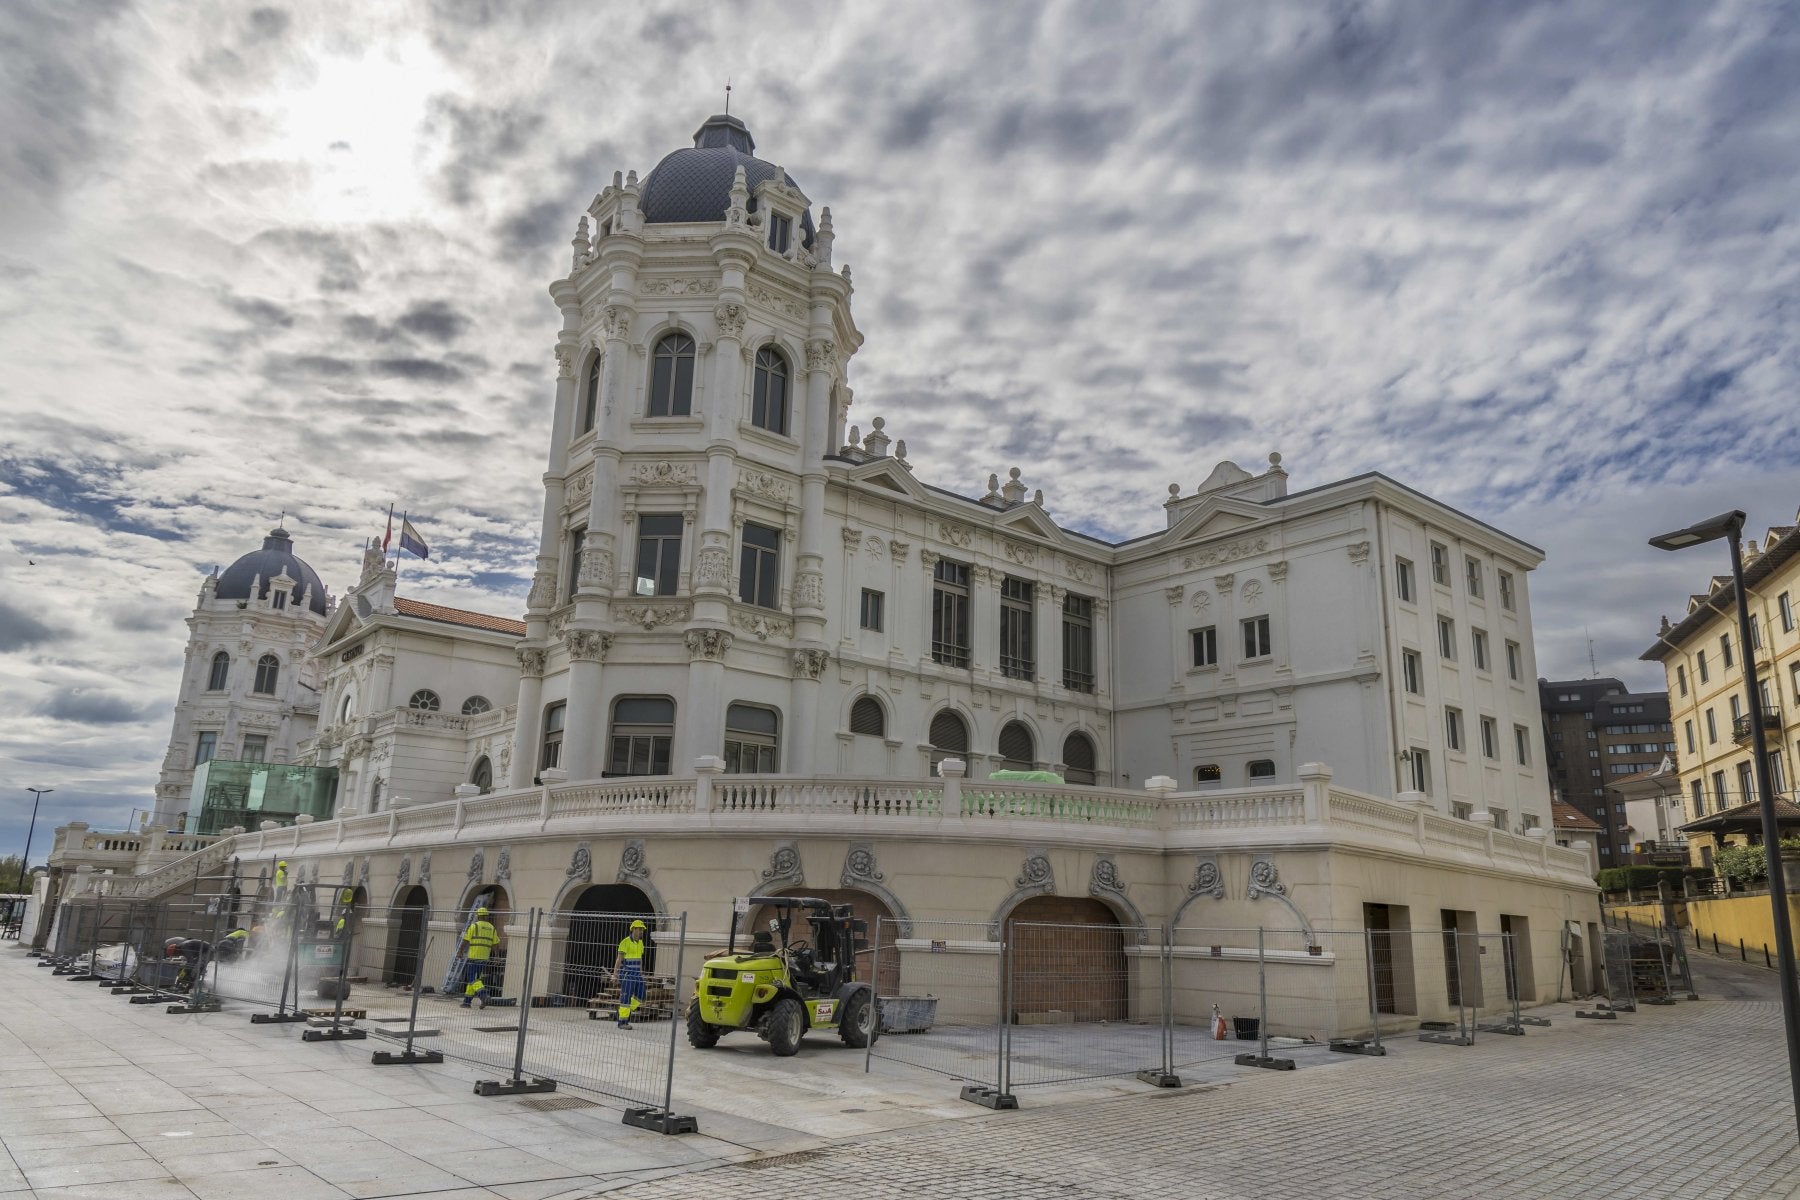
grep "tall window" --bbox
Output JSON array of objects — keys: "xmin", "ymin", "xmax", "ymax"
[
  {"xmin": 1711, "ymin": 769, "xmax": 1728, "ymax": 809},
  {"xmin": 1751, "ymin": 614, "xmax": 1762, "ymax": 649},
  {"xmin": 928, "ymin": 709, "xmax": 969, "ymax": 773},
  {"xmin": 999, "ymin": 577, "xmax": 1036, "ymax": 680},
  {"xmin": 738, "ymin": 522, "xmax": 781, "ymax": 608},
  {"xmin": 470, "ymin": 756, "xmax": 493, "ymax": 794},
  {"xmin": 1705, "ymin": 709, "xmax": 1717, "ymax": 743},
  {"xmin": 1697, "ymin": 650, "xmax": 1709, "ymax": 683},
  {"xmin": 1242, "ymin": 615, "xmax": 1271, "ymax": 660},
  {"xmin": 768, "ymin": 213, "xmax": 792, "ymax": 254},
  {"xmin": 724, "ymin": 703, "xmax": 779, "ymax": 774},
  {"xmin": 409, "ymin": 689, "xmax": 441, "ymax": 711},
  {"xmin": 1395, "ymin": 558, "xmax": 1414, "ymax": 602},
  {"xmin": 1505, "ymin": 639, "xmax": 1522, "ymax": 682},
  {"xmin": 1430, "ymin": 542, "xmax": 1450, "ymax": 586},
  {"xmin": 751, "ymin": 347, "xmax": 789, "ymax": 434},
  {"xmin": 998, "ymin": 721, "xmax": 1035, "ymax": 770},
  {"xmin": 240, "ymin": 734, "xmax": 268, "ymax": 763},
  {"xmin": 1685, "ymin": 720, "xmax": 1696, "ymax": 754},
  {"xmin": 648, "ymin": 332, "xmax": 696, "ymax": 417},
  {"xmin": 1782, "ymin": 592, "xmax": 1795, "ymax": 633},
  {"xmin": 1676, "ymin": 664, "xmax": 1688, "ymax": 696},
  {"xmin": 608, "ymin": 697, "xmax": 675, "ymax": 776},
  {"xmin": 1465, "ymin": 557, "xmax": 1483, "ymax": 597},
  {"xmin": 541, "ymin": 702, "xmax": 565, "ymax": 770},
  {"xmin": 581, "ymin": 354, "xmax": 600, "ymax": 434},
  {"xmin": 462, "ymin": 695, "xmax": 492, "ymax": 716},
  {"xmin": 849, "ymin": 696, "xmax": 885, "ymax": 737},
  {"xmin": 1062, "ymin": 593, "xmax": 1095, "ymax": 692},
  {"xmin": 253, "ymin": 653, "xmax": 280, "ymax": 695},
  {"xmin": 860, "ymin": 589, "xmax": 885, "ymax": 631},
  {"xmin": 207, "ymin": 651, "xmax": 230, "ymax": 691},
  {"xmin": 1690, "ymin": 778, "xmax": 1704, "ymax": 816},
  {"xmin": 1513, "ymin": 725, "xmax": 1530, "ymax": 765},
  {"xmin": 1498, "ymin": 570, "xmax": 1515, "ymax": 611},
  {"xmin": 1437, "ymin": 617, "xmax": 1457, "ymax": 660},
  {"xmin": 1062, "ymin": 732, "xmax": 1097, "ymax": 785},
  {"xmin": 1480, "ymin": 716, "xmax": 1499, "ymax": 759},
  {"xmin": 931, "ymin": 559, "xmax": 971, "ymax": 668},
  {"xmin": 567, "ymin": 525, "xmax": 586, "ymax": 601},
  {"xmin": 1445, "ymin": 707, "xmax": 1464, "ymax": 751},
  {"xmin": 1191, "ymin": 626, "xmax": 1218, "ymax": 668},
  {"xmin": 1408, "ymin": 749, "xmax": 1430, "ymax": 794},
  {"xmin": 1721, "ymin": 632, "xmax": 1734, "ymax": 669},
  {"xmin": 194, "ymin": 730, "xmax": 217, "ymax": 767},
  {"xmin": 1470, "ymin": 629, "xmax": 1489, "ymax": 672},
  {"xmin": 1402, "ymin": 649, "xmax": 1423, "ymax": 695},
  {"xmin": 636, "ymin": 515, "xmax": 682, "ymax": 596},
  {"xmin": 1738, "ymin": 761, "xmax": 1755, "ymax": 805}
]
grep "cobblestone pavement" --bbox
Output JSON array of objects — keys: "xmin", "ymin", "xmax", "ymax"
[{"xmin": 607, "ymin": 953, "xmax": 1800, "ymax": 1199}]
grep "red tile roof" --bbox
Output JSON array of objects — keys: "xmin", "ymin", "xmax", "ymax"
[
  {"xmin": 394, "ymin": 596, "xmax": 525, "ymax": 637},
  {"xmin": 1553, "ymin": 800, "xmax": 1604, "ymax": 832}
]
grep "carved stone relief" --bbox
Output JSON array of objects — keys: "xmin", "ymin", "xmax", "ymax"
[{"xmin": 1182, "ymin": 537, "xmax": 1269, "ymax": 570}]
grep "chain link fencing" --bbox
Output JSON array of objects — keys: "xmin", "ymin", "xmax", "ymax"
[{"xmin": 866, "ymin": 918, "xmax": 1010, "ymax": 1104}]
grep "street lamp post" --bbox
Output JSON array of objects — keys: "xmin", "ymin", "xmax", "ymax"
[
  {"xmin": 1651, "ymin": 510, "xmax": 1800, "ymax": 1142},
  {"xmin": 18, "ymin": 787, "xmax": 53, "ymax": 895}
]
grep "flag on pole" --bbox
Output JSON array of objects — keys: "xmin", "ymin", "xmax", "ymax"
[
  {"xmin": 399, "ymin": 516, "xmax": 430, "ymax": 560},
  {"xmin": 381, "ymin": 505, "xmax": 394, "ymax": 555}
]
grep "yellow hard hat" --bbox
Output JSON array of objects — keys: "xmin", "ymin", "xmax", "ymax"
[
  {"xmin": 277, "ymin": 860, "xmax": 287, "ymax": 867},
  {"xmin": 630, "ymin": 919, "xmax": 647, "ymax": 930},
  {"xmin": 475, "ymin": 906, "xmax": 489, "ymax": 916}
]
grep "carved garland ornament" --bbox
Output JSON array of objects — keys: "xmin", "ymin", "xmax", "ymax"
[
  {"xmin": 616, "ymin": 601, "xmax": 692, "ymax": 630},
  {"xmin": 739, "ymin": 470, "xmax": 793, "ymax": 503},
  {"xmin": 633, "ymin": 461, "xmax": 697, "ymax": 488},
  {"xmin": 566, "ymin": 843, "xmax": 592, "ymax": 883},
  {"xmin": 466, "ymin": 850, "xmax": 484, "ymax": 886},
  {"xmin": 713, "ymin": 302, "xmax": 747, "ymax": 340},
  {"xmin": 1181, "ymin": 537, "xmax": 1269, "ymax": 570},
  {"xmin": 495, "ymin": 847, "xmax": 511, "ymax": 882},
  {"xmin": 418, "ymin": 852, "xmax": 431, "ymax": 884},
  {"xmin": 733, "ymin": 609, "xmax": 793, "ymax": 641},
  {"xmin": 685, "ymin": 628, "xmax": 734, "ymax": 661}
]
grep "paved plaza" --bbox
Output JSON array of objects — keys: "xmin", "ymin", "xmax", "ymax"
[{"xmin": 2, "ymin": 945, "xmax": 1797, "ymax": 1199}]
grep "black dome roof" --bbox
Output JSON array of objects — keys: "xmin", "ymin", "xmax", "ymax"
[
  {"xmin": 215, "ymin": 528, "xmax": 328, "ymax": 615},
  {"xmin": 638, "ymin": 115, "xmax": 815, "ymax": 245}
]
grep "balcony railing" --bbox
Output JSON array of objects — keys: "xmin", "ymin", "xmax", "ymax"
[{"xmin": 1732, "ymin": 709, "xmax": 1783, "ymax": 745}]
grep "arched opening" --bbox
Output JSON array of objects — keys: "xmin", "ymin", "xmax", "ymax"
[
  {"xmin": 470, "ymin": 756, "xmax": 493, "ymax": 794},
  {"xmin": 648, "ymin": 332, "xmax": 696, "ymax": 417},
  {"xmin": 208, "ymin": 651, "xmax": 230, "ymax": 691},
  {"xmin": 1004, "ymin": 895, "xmax": 1128, "ymax": 1023},
  {"xmin": 998, "ymin": 720, "xmax": 1036, "ymax": 770},
  {"xmin": 254, "ymin": 654, "xmax": 280, "ymax": 695},
  {"xmin": 752, "ymin": 346, "xmax": 789, "ymax": 434},
  {"xmin": 385, "ymin": 884, "xmax": 429, "ymax": 985},
  {"xmin": 559, "ymin": 883, "xmax": 655, "ymax": 1002},
  {"xmin": 929, "ymin": 709, "xmax": 969, "ymax": 775},
  {"xmin": 747, "ymin": 886, "xmax": 901, "ymax": 997},
  {"xmin": 580, "ymin": 353, "xmax": 601, "ymax": 433},
  {"xmin": 849, "ymin": 696, "xmax": 885, "ymax": 738},
  {"xmin": 1063, "ymin": 731, "xmax": 1097, "ymax": 785}
]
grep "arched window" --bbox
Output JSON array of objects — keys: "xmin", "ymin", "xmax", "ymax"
[
  {"xmin": 608, "ymin": 696, "xmax": 675, "ymax": 776},
  {"xmin": 470, "ymin": 756, "xmax": 493, "ymax": 794},
  {"xmin": 1195, "ymin": 764, "xmax": 1223, "ymax": 788},
  {"xmin": 648, "ymin": 333, "xmax": 696, "ymax": 417},
  {"xmin": 207, "ymin": 651, "xmax": 230, "ymax": 691},
  {"xmin": 541, "ymin": 702, "xmax": 566, "ymax": 770},
  {"xmin": 462, "ymin": 695, "xmax": 492, "ymax": 716},
  {"xmin": 752, "ymin": 347, "xmax": 789, "ymax": 435},
  {"xmin": 409, "ymin": 689, "xmax": 441, "ymax": 712},
  {"xmin": 724, "ymin": 703, "xmax": 780, "ymax": 774},
  {"xmin": 1063, "ymin": 732, "xmax": 1097, "ymax": 786},
  {"xmin": 253, "ymin": 654, "xmax": 280, "ymax": 695},
  {"xmin": 580, "ymin": 354, "xmax": 601, "ymax": 433},
  {"xmin": 998, "ymin": 721, "xmax": 1036, "ymax": 770},
  {"xmin": 928, "ymin": 709, "xmax": 969, "ymax": 775},
  {"xmin": 339, "ymin": 693, "xmax": 354, "ymax": 723},
  {"xmin": 1248, "ymin": 759, "xmax": 1277, "ymax": 780},
  {"xmin": 849, "ymin": 696, "xmax": 886, "ymax": 738}
]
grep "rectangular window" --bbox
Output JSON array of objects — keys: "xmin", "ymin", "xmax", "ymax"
[
  {"xmin": 1738, "ymin": 761, "xmax": 1755, "ymax": 806},
  {"xmin": 540, "ymin": 703, "xmax": 565, "ymax": 771},
  {"xmin": 1402, "ymin": 649, "xmax": 1423, "ymax": 695},
  {"xmin": 1438, "ymin": 616, "xmax": 1457, "ymax": 660},
  {"xmin": 768, "ymin": 213, "xmax": 791, "ymax": 254},
  {"xmin": 240, "ymin": 735, "xmax": 268, "ymax": 764},
  {"xmin": 566, "ymin": 525, "xmax": 586, "ymax": 602},
  {"xmin": 1445, "ymin": 708, "xmax": 1464, "ymax": 751},
  {"xmin": 1791, "ymin": 662, "xmax": 1800, "ymax": 706},
  {"xmin": 1498, "ymin": 570, "xmax": 1515, "ymax": 611},
  {"xmin": 1697, "ymin": 651, "xmax": 1709, "ymax": 683},
  {"xmin": 1465, "ymin": 557, "xmax": 1483, "ymax": 597},
  {"xmin": 635, "ymin": 514, "xmax": 682, "ymax": 596},
  {"xmin": 1782, "ymin": 592, "xmax": 1795, "ymax": 633},
  {"xmin": 1395, "ymin": 558, "xmax": 1414, "ymax": 602},
  {"xmin": 860, "ymin": 588, "xmax": 885, "ymax": 632},
  {"xmin": 1471, "ymin": 628, "xmax": 1489, "ymax": 672},
  {"xmin": 1690, "ymin": 779, "xmax": 1704, "ymax": 816},
  {"xmin": 608, "ymin": 697, "xmax": 675, "ymax": 776},
  {"xmin": 1480, "ymin": 717, "xmax": 1498, "ymax": 760},
  {"xmin": 1430, "ymin": 542, "xmax": 1450, "ymax": 586},
  {"xmin": 1685, "ymin": 720, "xmax": 1696, "ymax": 753},
  {"xmin": 999, "ymin": 577, "xmax": 1036, "ymax": 680},
  {"xmin": 193, "ymin": 731, "xmax": 217, "ymax": 767},
  {"xmin": 1062, "ymin": 593, "xmax": 1095, "ymax": 693},
  {"xmin": 1751, "ymin": 614, "xmax": 1762, "ymax": 650},
  {"xmin": 738, "ymin": 522, "xmax": 781, "ymax": 608},
  {"xmin": 1730, "ymin": 694, "xmax": 1743, "ymax": 721},
  {"xmin": 1706, "ymin": 709, "xmax": 1718, "ymax": 743},
  {"xmin": 724, "ymin": 703, "xmax": 780, "ymax": 774},
  {"xmin": 1242, "ymin": 615, "xmax": 1272, "ymax": 660},
  {"xmin": 1721, "ymin": 632, "xmax": 1734, "ymax": 669},
  {"xmin": 1676, "ymin": 664, "xmax": 1688, "ymax": 696},
  {"xmin": 1505, "ymin": 639, "xmax": 1522, "ymax": 682},
  {"xmin": 1408, "ymin": 749, "xmax": 1431, "ymax": 794},
  {"xmin": 1514, "ymin": 724, "xmax": 1530, "ymax": 766},
  {"xmin": 1191, "ymin": 625, "xmax": 1218, "ymax": 668},
  {"xmin": 931, "ymin": 559, "xmax": 971, "ymax": 668}
]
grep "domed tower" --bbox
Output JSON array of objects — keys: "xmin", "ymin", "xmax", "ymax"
[
  {"xmin": 508, "ymin": 113, "xmax": 862, "ymax": 786},
  {"xmin": 151, "ymin": 527, "xmax": 332, "ymax": 827}
]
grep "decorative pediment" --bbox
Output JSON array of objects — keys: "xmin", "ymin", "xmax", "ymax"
[
  {"xmin": 1166, "ymin": 495, "xmax": 1269, "ymax": 547},
  {"xmin": 994, "ymin": 505, "xmax": 1064, "ymax": 545},
  {"xmin": 846, "ymin": 459, "xmax": 926, "ymax": 501}
]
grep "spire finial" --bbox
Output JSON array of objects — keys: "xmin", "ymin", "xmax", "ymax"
[{"xmin": 724, "ymin": 77, "xmax": 732, "ymax": 116}]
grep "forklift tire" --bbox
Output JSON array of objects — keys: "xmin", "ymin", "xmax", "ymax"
[
  {"xmin": 767, "ymin": 997, "xmax": 806, "ymax": 1057},
  {"xmin": 686, "ymin": 998, "xmax": 721, "ymax": 1049},
  {"xmin": 838, "ymin": 988, "xmax": 878, "ymax": 1049}
]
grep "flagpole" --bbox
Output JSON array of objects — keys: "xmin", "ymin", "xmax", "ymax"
[{"xmin": 395, "ymin": 511, "xmax": 407, "ymax": 588}]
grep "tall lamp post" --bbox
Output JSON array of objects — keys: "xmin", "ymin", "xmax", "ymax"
[
  {"xmin": 1651, "ymin": 510, "xmax": 1800, "ymax": 1142},
  {"xmin": 18, "ymin": 787, "xmax": 53, "ymax": 895}
]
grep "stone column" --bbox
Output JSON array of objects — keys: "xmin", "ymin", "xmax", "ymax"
[
  {"xmin": 561, "ymin": 630, "xmax": 611, "ymax": 780},
  {"xmin": 525, "ymin": 301, "xmax": 582, "ymax": 619},
  {"xmin": 1165, "ymin": 585, "xmax": 1187, "ymax": 691},
  {"xmin": 684, "ymin": 630, "xmax": 734, "ymax": 767},
  {"xmin": 789, "ymin": 648, "xmax": 830, "ymax": 774},
  {"xmin": 1040, "ymin": 583, "xmax": 1065, "ymax": 689},
  {"xmin": 971, "ymin": 564, "xmax": 999, "ymax": 674},
  {"xmin": 696, "ymin": 300, "xmax": 748, "ymax": 619},
  {"xmin": 1213, "ymin": 574, "xmax": 1238, "ymax": 689},
  {"xmin": 507, "ymin": 646, "xmax": 548, "ymax": 789}
]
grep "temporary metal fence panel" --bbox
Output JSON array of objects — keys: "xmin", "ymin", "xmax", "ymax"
[
  {"xmin": 379, "ymin": 904, "xmax": 529, "ymax": 1082},
  {"xmin": 1601, "ymin": 929, "xmax": 1639, "ymax": 1012},
  {"xmin": 867, "ymin": 917, "xmax": 1004, "ymax": 1094},
  {"xmin": 1004, "ymin": 920, "xmax": 1166, "ymax": 1089}
]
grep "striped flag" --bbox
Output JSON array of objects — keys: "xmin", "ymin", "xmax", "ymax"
[{"xmin": 399, "ymin": 516, "xmax": 430, "ymax": 560}]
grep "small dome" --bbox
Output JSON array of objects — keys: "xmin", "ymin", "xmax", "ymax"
[
  {"xmin": 638, "ymin": 115, "xmax": 815, "ymax": 245},
  {"xmin": 215, "ymin": 528, "xmax": 328, "ymax": 615}
]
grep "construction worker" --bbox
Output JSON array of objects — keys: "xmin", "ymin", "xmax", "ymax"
[
  {"xmin": 274, "ymin": 860, "xmax": 288, "ymax": 898},
  {"xmin": 165, "ymin": 938, "xmax": 211, "ymax": 990},
  {"xmin": 460, "ymin": 906, "xmax": 500, "ymax": 1008},
  {"xmin": 216, "ymin": 927, "xmax": 250, "ymax": 962},
  {"xmin": 614, "ymin": 919, "xmax": 648, "ymax": 1029}
]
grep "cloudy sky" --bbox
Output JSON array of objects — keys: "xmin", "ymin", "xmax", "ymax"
[{"xmin": 2, "ymin": 0, "xmax": 1797, "ymax": 848}]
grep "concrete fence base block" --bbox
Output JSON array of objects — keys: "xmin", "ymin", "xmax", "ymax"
[
  {"xmin": 960, "ymin": 1085, "xmax": 1019, "ymax": 1110},
  {"xmin": 623, "ymin": 1107, "xmax": 699, "ymax": 1135},
  {"xmin": 1235, "ymin": 1053, "xmax": 1296, "ymax": 1070}
]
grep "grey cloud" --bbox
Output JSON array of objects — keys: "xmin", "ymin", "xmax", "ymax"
[
  {"xmin": 0, "ymin": 0, "xmax": 131, "ymax": 227},
  {"xmin": 426, "ymin": 96, "xmax": 547, "ymax": 208},
  {"xmin": 222, "ymin": 293, "xmax": 295, "ymax": 328},
  {"xmin": 0, "ymin": 596, "xmax": 62, "ymax": 651},
  {"xmin": 396, "ymin": 300, "xmax": 470, "ymax": 344},
  {"xmin": 39, "ymin": 689, "xmax": 149, "ymax": 725},
  {"xmin": 247, "ymin": 228, "xmax": 365, "ymax": 292},
  {"xmin": 245, "ymin": 7, "xmax": 290, "ymax": 41},
  {"xmin": 373, "ymin": 357, "xmax": 464, "ymax": 384}
]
